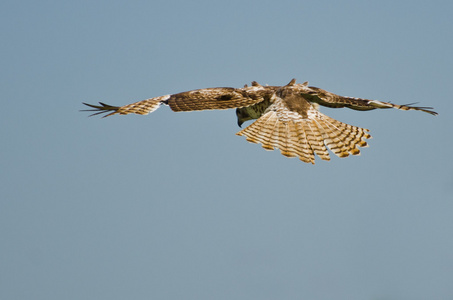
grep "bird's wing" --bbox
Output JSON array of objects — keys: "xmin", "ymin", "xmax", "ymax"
[
  {"xmin": 304, "ymin": 86, "xmax": 438, "ymax": 115},
  {"xmin": 82, "ymin": 86, "xmax": 273, "ymax": 117},
  {"xmin": 167, "ymin": 87, "xmax": 272, "ymax": 112},
  {"xmin": 82, "ymin": 95, "xmax": 167, "ymax": 118}
]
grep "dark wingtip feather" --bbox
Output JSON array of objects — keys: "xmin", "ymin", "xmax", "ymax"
[
  {"xmin": 399, "ymin": 102, "xmax": 438, "ymax": 116},
  {"xmin": 80, "ymin": 102, "xmax": 120, "ymax": 117},
  {"xmin": 410, "ymin": 105, "xmax": 438, "ymax": 116}
]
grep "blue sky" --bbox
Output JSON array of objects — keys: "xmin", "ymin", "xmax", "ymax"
[{"xmin": 1, "ymin": 0, "xmax": 452, "ymax": 299}]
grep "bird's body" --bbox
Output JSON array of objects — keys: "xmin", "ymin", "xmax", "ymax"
[{"xmin": 83, "ymin": 79, "xmax": 437, "ymax": 164}]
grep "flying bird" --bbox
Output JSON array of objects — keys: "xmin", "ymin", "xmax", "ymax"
[{"xmin": 82, "ymin": 79, "xmax": 437, "ymax": 164}]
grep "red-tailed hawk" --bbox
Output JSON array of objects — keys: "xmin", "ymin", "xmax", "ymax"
[{"xmin": 82, "ymin": 79, "xmax": 437, "ymax": 164}]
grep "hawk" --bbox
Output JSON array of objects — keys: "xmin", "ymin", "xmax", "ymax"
[{"xmin": 82, "ymin": 79, "xmax": 437, "ymax": 164}]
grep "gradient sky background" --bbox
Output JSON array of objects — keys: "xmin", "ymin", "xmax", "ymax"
[{"xmin": 1, "ymin": 0, "xmax": 453, "ymax": 299}]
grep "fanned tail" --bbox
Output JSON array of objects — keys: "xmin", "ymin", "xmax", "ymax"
[{"xmin": 236, "ymin": 110, "xmax": 371, "ymax": 164}]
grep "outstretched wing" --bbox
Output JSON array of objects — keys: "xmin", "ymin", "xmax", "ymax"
[
  {"xmin": 236, "ymin": 91, "xmax": 371, "ymax": 164},
  {"xmin": 303, "ymin": 86, "xmax": 438, "ymax": 115},
  {"xmin": 82, "ymin": 86, "xmax": 273, "ymax": 117}
]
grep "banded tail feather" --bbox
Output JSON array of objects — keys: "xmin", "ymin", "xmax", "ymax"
[{"xmin": 236, "ymin": 109, "xmax": 371, "ymax": 164}]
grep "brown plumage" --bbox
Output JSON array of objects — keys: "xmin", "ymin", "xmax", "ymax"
[{"xmin": 82, "ymin": 79, "xmax": 437, "ymax": 164}]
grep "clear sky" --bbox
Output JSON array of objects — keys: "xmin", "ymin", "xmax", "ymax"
[{"xmin": 1, "ymin": 0, "xmax": 452, "ymax": 299}]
